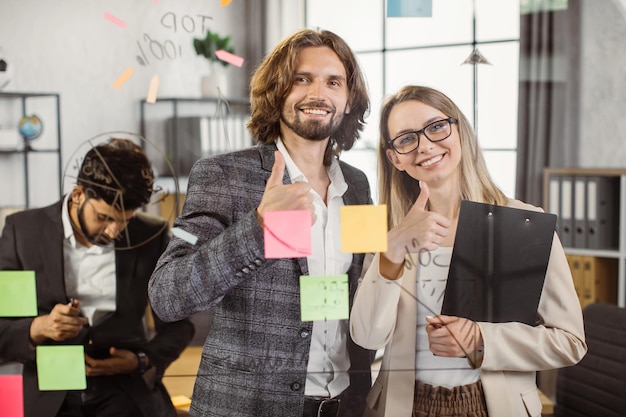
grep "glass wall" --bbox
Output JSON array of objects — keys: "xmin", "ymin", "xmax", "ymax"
[{"xmin": 305, "ymin": 0, "xmax": 520, "ymax": 202}]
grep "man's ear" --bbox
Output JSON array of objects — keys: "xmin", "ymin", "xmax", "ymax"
[
  {"xmin": 345, "ymin": 101, "xmax": 351, "ymax": 115},
  {"xmin": 71, "ymin": 186, "xmax": 84, "ymax": 204},
  {"xmin": 386, "ymin": 148, "xmax": 405, "ymax": 171}
]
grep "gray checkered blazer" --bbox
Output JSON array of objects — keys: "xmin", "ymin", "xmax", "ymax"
[{"xmin": 149, "ymin": 143, "xmax": 374, "ymax": 417}]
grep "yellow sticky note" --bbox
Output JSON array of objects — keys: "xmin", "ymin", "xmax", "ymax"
[
  {"xmin": 36, "ymin": 346, "xmax": 86, "ymax": 391},
  {"xmin": 340, "ymin": 205, "xmax": 387, "ymax": 253},
  {"xmin": 300, "ymin": 275, "xmax": 349, "ymax": 322}
]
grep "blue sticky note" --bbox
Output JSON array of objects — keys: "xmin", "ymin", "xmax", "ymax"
[
  {"xmin": 172, "ymin": 227, "xmax": 198, "ymax": 245},
  {"xmin": 387, "ymin": 0, "xmax": 433, "ymax": 17}
]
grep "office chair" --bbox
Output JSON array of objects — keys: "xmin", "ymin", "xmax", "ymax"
[{"xmin": 554, "ymin": 302, "xmax": 626, "ymax": 416}]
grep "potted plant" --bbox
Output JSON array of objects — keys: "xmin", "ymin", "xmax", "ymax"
[{"xmin": 193, "ymin": 29, "xmax": 235, "ymax": 97}]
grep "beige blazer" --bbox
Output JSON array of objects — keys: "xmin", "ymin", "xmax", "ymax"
[{"xmin": 350, "ymin": 199, "xmax": 587, "ymax": 417}]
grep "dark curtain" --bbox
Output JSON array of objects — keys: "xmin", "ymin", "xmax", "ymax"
[{"xmin": 515, "ymin": 1, "xmax": 581, "ymax": 207}]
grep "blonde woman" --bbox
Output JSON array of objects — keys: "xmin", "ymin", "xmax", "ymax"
[{"xmin": 350, "ymin": 85, "xmax": 586, "ymax": 417}]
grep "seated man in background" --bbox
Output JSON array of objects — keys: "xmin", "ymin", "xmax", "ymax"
[{"xmin": 0, "ymin": 137, "xmax": 194, "ymax": 417}]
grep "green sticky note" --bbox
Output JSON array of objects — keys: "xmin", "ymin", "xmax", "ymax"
[
  {"xmin": 300, "ymin": 275, "xmax": 349, "ymax": 322},
  {"xmin": 36, "ymin": 345, "xmax": 86, "ymax": 391},
  {"xmin": 0, "ymin": 270, "xmax": 37, "ymax": 317},
  {"xmin": 340, "ymin": 205, "xmax": 388, "ymax": 253}
]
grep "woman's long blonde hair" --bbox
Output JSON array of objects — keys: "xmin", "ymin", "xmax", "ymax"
[{"xmin": 378, "ymin": 86, "xmax": 507, "ymax": 228}]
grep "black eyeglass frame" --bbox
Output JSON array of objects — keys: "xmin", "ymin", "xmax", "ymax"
[{"xmin": 386, "ymin": 117, "xmax": 458, "ymax": 154}]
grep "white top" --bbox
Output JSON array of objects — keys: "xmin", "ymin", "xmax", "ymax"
[
  {"xmin": 414, "ymin": 247, "xmax": 479, "ymax": 388},
  {"xmin": 62, "ymin": 194, "xmax": 117, "ymax": 326},
  {"xmin": 276, "ymin": 138, "xmax": 352, "ymax": 398}
]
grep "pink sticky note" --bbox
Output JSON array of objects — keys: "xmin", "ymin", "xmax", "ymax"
[
  {"xmin": 215, "ymin": 50, "xmax": 245, "ymax": 67},
  {"xmin": 0, "ymin": 374, "xmax": 24, "ymax": 417},
  {"xmin": 264, "ymin": 210, "xmax": 311, "ymax": 258},
  {"xmin": 103, "ymin": 12, "xmax": 127, "ymax": 28},
  {"xmin": 113, "ymin": 66, "xmax": 135, "ymax": 89}
]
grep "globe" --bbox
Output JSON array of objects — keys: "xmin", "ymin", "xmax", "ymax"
[{"xmin": 18, "ymin": 115, "xmax": 43, "ymax": 141}]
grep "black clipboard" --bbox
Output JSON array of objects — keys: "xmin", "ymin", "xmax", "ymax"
[{"xmin": 441, "ymin": 201, "xmax": 557, "ymax": 325}]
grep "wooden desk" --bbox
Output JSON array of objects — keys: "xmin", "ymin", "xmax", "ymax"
[
  {"xmin": 164, "ymin": 347, "xmax": 556, "ymax": 415},
  {"xmin": 163, "ymin": 347, "xmax": 202, "ymax": 411},
  {"xmin": 539, "ymin": 389, "xmax": 554, "ymax": 416}
]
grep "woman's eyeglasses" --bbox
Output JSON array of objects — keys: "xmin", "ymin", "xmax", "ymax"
[{"xmin": 387, "ymin": 117, "xmax": 457, "ymax": 154}]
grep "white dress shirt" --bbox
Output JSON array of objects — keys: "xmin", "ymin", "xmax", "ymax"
[
  {"xmin": 61, "ymin": 194, "xmax": 117, "ymax": 326},
  {"xmin": 276, "ymin": 139, "xmax": 352, "ymax": 398}
]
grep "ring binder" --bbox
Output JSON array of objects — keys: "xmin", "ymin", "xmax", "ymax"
[
  {"xmin": 586, "ymin": 176, "xmax": 619, "ymax": 250},
  {"xmin": 559, "ymin": 176, "xmax": 574, "ymax": 248},
  {"xmin": 573, "ymin": 177, "xmax": 587, "ymax": 248}
]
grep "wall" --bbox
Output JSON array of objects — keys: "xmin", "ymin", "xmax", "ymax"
[
  {"xmin": 1, "ymin": 0, "xmax": 625, "ymax": 208},
  {"xmin": 0, "ymin": 0, "xmax": 252, "ymax": 208},
  {"xmin": 578, "ymin": 0, "xmax": 626, "ymax": 167}
]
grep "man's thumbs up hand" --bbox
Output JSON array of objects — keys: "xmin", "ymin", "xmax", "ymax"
[{"xmin": 256, "ymin": 151, "xmax": 315, "ymax": 227}]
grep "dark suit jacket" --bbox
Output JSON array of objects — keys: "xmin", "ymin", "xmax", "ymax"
[
  {"xmin": 0, "ymin": 201, "xmax": 194, "ymax": 417},
  {"xmin": 149, "ymin": 143, "xmax": 374, "ymax": 417}
]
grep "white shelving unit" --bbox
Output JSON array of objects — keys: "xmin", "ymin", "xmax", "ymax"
[{"xmin": 543, "ymin": 168, "xmax": 626, "ymax": 307}]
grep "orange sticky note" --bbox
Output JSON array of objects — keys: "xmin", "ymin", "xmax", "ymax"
[
  {"xmin": 113, "ymin": 66, "xmax": 134, "ymax": 89},
  {"xmin": 215, "ymin": 50, "xmax": 245, "ymax": 67},
  {"xmin": 221, "ymin": 0, "xmax": 232, "ymax": 6},
  {"xmin": 0, "ymin": 375, "xmax": 24, "ymax": 417},
  {"xmin": 146, "ymin": 74, "xmax": 159, "ymax": 103},
  {"xmin": 340, "ymin": 205, "xmax": 388, "ymax": 253},
  {"xmin": 264, "ymin": 210, "xmax": 311, "ymax": 258},
  {"xmin": 103, "ymin": 12, "xmax": 127, "ymax": 28}
]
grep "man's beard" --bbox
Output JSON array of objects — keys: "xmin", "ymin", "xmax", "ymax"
[
  {"xmin": 281, "ymin": 103, "xmax": 343, "ymax": 141},
  {"xmin": 76, "ymin": 201, "xmax": 113, "ymax": 246}
]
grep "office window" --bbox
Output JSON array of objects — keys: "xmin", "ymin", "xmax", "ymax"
[
  {"xmin": 385, "ymin": 0, "xmax": 474, "ymax": 47},
  {"xmin": 306, "ymin": 0, "xmax": 520, "ymax": 202}
]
